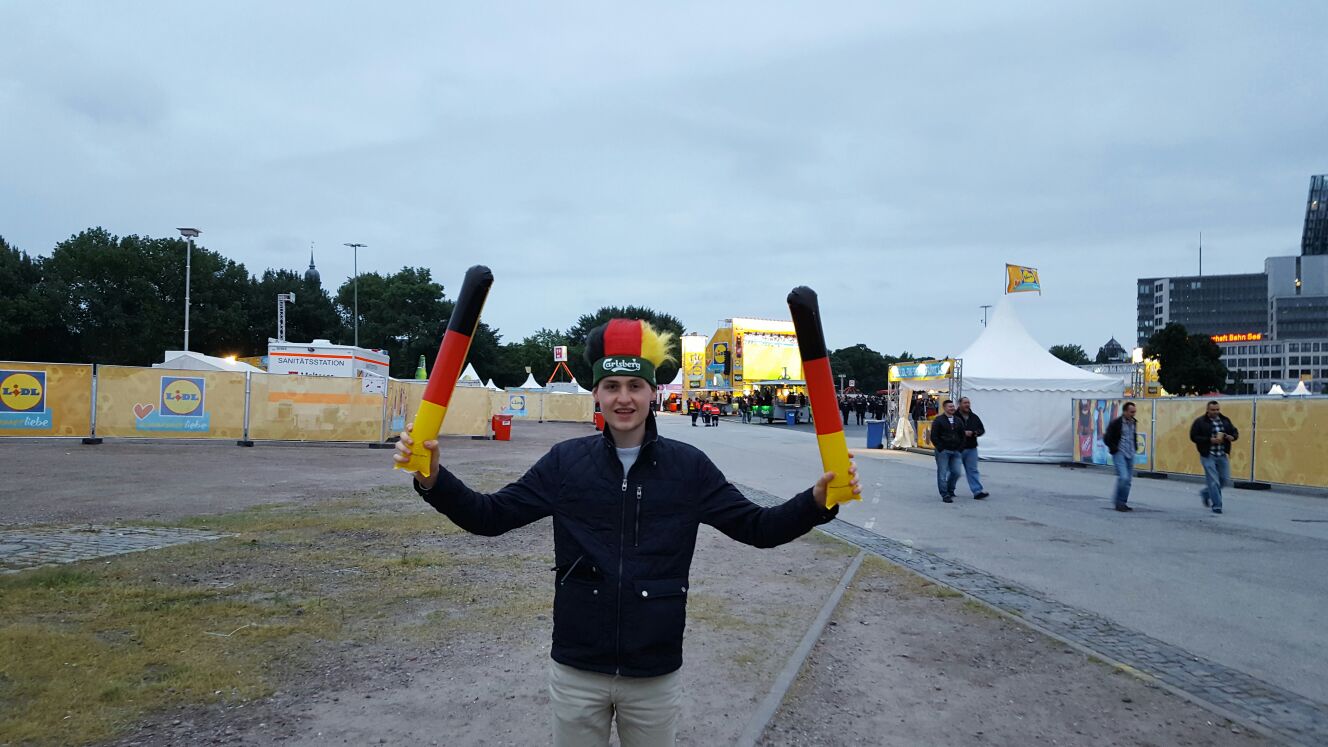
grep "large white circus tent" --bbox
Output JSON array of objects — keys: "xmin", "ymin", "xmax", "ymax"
[{"xmin": 954, "ymin": 298, "xmax": 1122, "ymax": 462}]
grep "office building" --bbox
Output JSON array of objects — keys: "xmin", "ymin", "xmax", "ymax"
[
  {"xmin": 1212, "ymin": 334, "xmax": 1327, "ymax": 395},
  {"xmin": 1136, "ymin": 273, "xmax": 1267, "ymax": 346},
  {"xmin": 1303, "ymin": 174, "xmax": 1328, "ymax": 256}
]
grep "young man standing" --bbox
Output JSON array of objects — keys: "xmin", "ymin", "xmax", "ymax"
[
  {"xmin": 956, "ymin": 397, "xmax": 988, "ymax": 500},
  {"xmin": 395, "ymin": 319, "xmax": 857, "ymax": 745},
  {"xmin": 929, "ymin": 399, "xmax": 965, "ymax": 503},
  {"xmin": 1103, "ymin": 401, "xmax": 1138, "ymax": 512},
  {"xmin": 1190, "ymin": 400, "xmax": 1238, "ymax": 514}
]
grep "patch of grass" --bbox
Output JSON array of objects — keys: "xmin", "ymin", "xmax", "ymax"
[
  {"xmin": 686, "ymin": 593, "xmax": 767, "ymax": 635},
  {"xmin": 0, "ymin": 465, "xmax": 542, "ymax": 746},
  {"xmin": 803, "ymin": 530, "xmax": 859, "ymax": 557},
  {"xmin": 961, "ymin": 598, "xmax": 1003, "ymax": 620}
]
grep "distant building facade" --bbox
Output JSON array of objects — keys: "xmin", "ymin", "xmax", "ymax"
[
  {"xmin": 1303, "ymin": 173, "xmax": 1328, "ymax": 256},
  {"xmin": 1096, "ymin": 337, "xmax": 1129, "ymax": 363},
  {"xmin": 1136, "ymin": 273, "xmax": 1267, "ymax": 346}
]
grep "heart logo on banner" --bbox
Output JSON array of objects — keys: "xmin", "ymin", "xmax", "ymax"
[{"xmin": 133, "ymin": 403, "xmax": 155, "ymax": 419}]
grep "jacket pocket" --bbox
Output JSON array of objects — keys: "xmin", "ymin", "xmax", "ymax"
[
  {"xmin": 552, "ymin": 576, "xmax": 605, "ymax": 655},
  {"xmin": 621, "ymin": 578, "xmax": 689, "ymax": 665}
]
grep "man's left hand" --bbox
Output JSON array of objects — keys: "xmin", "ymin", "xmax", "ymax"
[{"xmin": 812, "ymin": 456, "xmax": 862, "ymax": 509}]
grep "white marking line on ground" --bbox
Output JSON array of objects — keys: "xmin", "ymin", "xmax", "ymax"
[{"xmin": 864, "ymin": 518, "xmax": 876, "ymax": 530}]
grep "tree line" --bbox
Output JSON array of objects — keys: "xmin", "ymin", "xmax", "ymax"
[{"xmin": 2, "ymin": 228, "xmax": 922, "ymax": 390}]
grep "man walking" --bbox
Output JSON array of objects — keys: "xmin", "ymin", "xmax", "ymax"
[
  {"xmin": 930, "ymin": 399, "xmax": 965, "ymax": 503},
  {"xmin": 1103, "ymin": 401, "xmax": 1138, "ymax": 512},
  {"xmin": 1190, "ymin": 400, "xmax": 1238, "ymax": 514},
  {"xmin": 956, "ymin": 397, "xmax": 988, "ymax": 500},
  {"xmin": 396, "ymin": 319, "xmax": 857, "ymax": 745},
  {"xmin": 853, "ymin": 396, "xmax": 867, "ymax": 426}
]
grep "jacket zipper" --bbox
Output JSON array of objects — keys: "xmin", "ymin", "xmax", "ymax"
[
  {"xmin": 615, "ymin": 474, "xmax": 627, "ymax": 675},
  {"xmin": 634, "ymin": 485, "xmax": 643, "ymax": 548}
]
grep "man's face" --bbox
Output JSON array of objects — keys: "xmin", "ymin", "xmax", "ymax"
[
  {"xmin": 595, "ymin": 376, "xmax": 654, "ymax": 433},
  {"xmin": 1124, "ymin": 404, "xmax": 1136, "ymax": 419},
  {"xmin": 1207, "ymin": 402, "xmax": 1221, "ymax": 418},
  {"xmin": 959, "ymin": 398, "xmax": 971, "ymax": 413},
  {"xmin": 943, "ymin": 401, "xmax": 956, "ymax": 416}
]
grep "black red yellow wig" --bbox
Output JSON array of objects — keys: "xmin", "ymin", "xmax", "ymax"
[{"xmin": 585, "ymin": 319, "xmax": 676, "ymax": 387}]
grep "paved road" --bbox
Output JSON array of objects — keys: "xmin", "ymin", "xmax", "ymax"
[{"xmin": 663, "ymin": 413, "xmax": 1328, "ymax": 706}]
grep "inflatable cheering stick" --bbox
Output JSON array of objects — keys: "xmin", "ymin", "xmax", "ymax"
[
  {"xmin": 395, "ymin": 265, "xmax": 494, "ymax": 478},
  {"xmin": 787, "ymin": 285, "xmax": 858, "ymax": 508}
]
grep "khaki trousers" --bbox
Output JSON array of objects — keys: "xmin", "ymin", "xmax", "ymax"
[{"xmin": 549, "ymin": 661, "xmax": 682, "ymax": 746}]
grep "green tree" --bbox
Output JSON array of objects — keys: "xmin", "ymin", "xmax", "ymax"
[
  {"xmin": 1049, "ymin": 344, "xmax": 1090, "ymax": 365},
  {"xmin": 0, "ymin": 236, "xmax": 75, "ymax": 362},
  {"xmin": 829, "ymin": 343, "xmax": 892, "ymax": 392},
  {"xmin": 43, "ymin": 228, "xmax": 249, "ymax": 365},
  {"xmin": 502, "ymin": 328, "xmax": 571, "ymax": 388},
  {"xmin": 246, "ymin": 268, "xmax": 343, "ymax": 355},
  {"xmin": 563, "ymin": 307, "xmax": 685, "ymax": 387},
  {"xmin": 1143, "ymin": 323, "xmax": 1228, "ymax": 395}
]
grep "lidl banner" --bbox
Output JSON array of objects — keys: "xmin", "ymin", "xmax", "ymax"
[
  {"xmin": 94, "ymin": 366, "xmax": 245, "ymax": 439},
  {"xmin": 134, "ymin": 376, "xmax": 210, "ymax": 432},
  {"xmin": 0, "ymin": 369, "xmax": 50, "ymax": 430},
  {"xmin": 0, "ymin": 362, "xmax": 93, "ymax": 437}
]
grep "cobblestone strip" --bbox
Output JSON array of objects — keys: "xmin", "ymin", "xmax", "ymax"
[
  {"xmin": 0, "ymin": 526, "xmax": 226, "ymax": 574},
  {"xmin": 738, "ymin": 485, "xmax": 1326, "ymax": 747}
]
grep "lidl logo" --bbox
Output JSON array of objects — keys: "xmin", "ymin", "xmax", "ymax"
[
  {"xmin": 0, "ymin": 370, "xmax": 46, "ymax": 413},
  {"xmin": 160, "ymin": 377, "xmax": 205, "ymax": 417}
]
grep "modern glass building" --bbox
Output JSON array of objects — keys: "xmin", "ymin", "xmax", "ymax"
[
  {"xmin": 1136, "ymin": 273, "xmax": 1267, "ymax": 346},
  {"xmin": 1303, "ymin": 174, "xmax": 1328, "ymax": 256},
  {"xmin": 1215, "ymin": 336, "xmax": 1327, "ymax": 395}
]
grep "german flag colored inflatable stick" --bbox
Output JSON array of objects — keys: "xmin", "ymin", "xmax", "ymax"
[
  {"xmin": 395, "ymin": 265, "xmax": 494, "ymax": 478},
  {"xmin": 788, "ymin": 286, "xmax": 858, "ymax": 508}
]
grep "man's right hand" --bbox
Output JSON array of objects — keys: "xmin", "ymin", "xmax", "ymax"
[{"xmin": 393, "ymin": 421, "xmax": 440, "ymax": 490}]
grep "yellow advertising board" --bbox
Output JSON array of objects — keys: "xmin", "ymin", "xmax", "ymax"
[
  {"xmin": 1072, "ymin": 399, "xmax": 1155, "ymax": 472},
  {"xmin": 1149, "ymin": 399, "xmax": 1253, "ymax": 481},
  {"xmin": 248, "ymin": 373, "xmax": 384, "ymax": 442},
  {"xmin": 93, "ymin": 366, "xmax": 246, "ymax": 439},
  {"xmin": 439, "ymin": 386, "xmax": 492, "ymax": 436},
  {"xmin": 1253, "ymin": 399, "xmax": 1328, "ymax": 488},
  {"xmin": 0, "ymin": 362, "xmax": 93, "ymax": 438},
  {"xmin": 543, "ymin": 392, "xmax": 595, "ymax": 422}
]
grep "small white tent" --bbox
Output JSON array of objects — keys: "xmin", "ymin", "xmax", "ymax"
[
  {"xmin": 457, "ymin": 362, "xmax": 484, "ymax": 386},
  {"xmin": 485, "ymin": 378, "xmax": 502, "ymax": 391},
  {"xmin": 154, "ymin": 350, "xmax": 264, "ymax": 373},
  {"xmin": 510, "ymin": 373, "xmax": 546, "ymax": 391},
  {"xmin": 1268, "ymin": 383, "xmax": 1287, "ymax": 396},
  {"xmin": 1288, "ymin": 381, "xmax": 1311, "ymax": 396},
  {"xmin": 957, "ymin": 298, "xmax": 1122, "ymax": 462}
]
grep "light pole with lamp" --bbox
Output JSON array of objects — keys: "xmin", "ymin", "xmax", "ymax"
[
  {"xmin": 177, "ymin": 228, "xmax": 200, "ymax": 351},
  {"xmin": 837, "ymin": 373, "xmax": 846, "ymax": 394},
  {"xmin": 343, "ymin": 243, "xmax": 366, "ymax": 347}
]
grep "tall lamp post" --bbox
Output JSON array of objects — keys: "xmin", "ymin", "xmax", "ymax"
[
  {"xmin": 343, "ymin": 242, "xmax": 366, "ymax": 347},
  {"xmin": 177, "ymin": 228, "xmax": 200, "ymax": 351}
]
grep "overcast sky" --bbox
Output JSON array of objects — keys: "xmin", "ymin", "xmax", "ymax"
[{"xmin": 2, "ymin": 2, "xmax": 1323, "ymax": 358}]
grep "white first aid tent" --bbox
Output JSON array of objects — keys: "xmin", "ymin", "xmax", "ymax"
[{"xmin": 958, "ymin": 298, "xmax": 1122, "ymax": 462}]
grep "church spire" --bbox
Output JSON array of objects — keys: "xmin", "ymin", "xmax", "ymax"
[{"xmin": 304, "ymin": 242, "xmax": 321, "ymax": 285}]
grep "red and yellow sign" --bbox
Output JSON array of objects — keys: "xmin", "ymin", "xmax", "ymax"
[{"xmin": 1210, "ymin": 333, "xmax": 1262, "ymax": 343}]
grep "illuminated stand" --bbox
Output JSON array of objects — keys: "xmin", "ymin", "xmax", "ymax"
[{"xmin": 888, "ymin": 359, "xmax": 962, "ymax": 449}]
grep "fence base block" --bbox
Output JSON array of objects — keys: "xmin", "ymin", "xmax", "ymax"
[
  {"xmin": 366, "ymin": 443, "xmax": 395, "ymax": 449},
  {"xmin": 81, "ymin": 437, "xmax": 102, "ymax": 445},
  {"xmin": 236, "ymin": 440, "xmax": 254, "ymax": 447},
  {"xmin": 1136, "ymin": 471, "xmax": 1169, "ymax": 479},
  {"xmin": 1234, "ymin": 481, "xmax": 1272, "ymax": 491}
]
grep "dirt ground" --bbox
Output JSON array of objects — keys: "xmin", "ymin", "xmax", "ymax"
[{"xmin": 1, "ymin": 424, "xmax": 1270, "ymax": 746}]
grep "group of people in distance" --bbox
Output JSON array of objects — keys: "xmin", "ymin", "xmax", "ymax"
[{"xmin": 1104, "ymin": 400, "xmax": 1239, "ymax": 514}]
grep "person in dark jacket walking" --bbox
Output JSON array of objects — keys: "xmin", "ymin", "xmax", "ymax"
[
  {"xmin": 956, "ymin": 397, "xmax": 988, "ymax": 500},
  {"xmin": 1190, "ymin": 400, "xmax": 1238, "ymax": 514},
  {"xmin": 1103, "ymin": 401, "xmax": 1138, "ymax": 511},
  {"xmin": 853, "ymin": 396, "xmax": 867, "ymax": 426},
  {"xmin": 930, "ymin": 399, "xmax": 965, "ymax": 502},
  {"xmin": 689, "ymin": 398, "xmax": 699, "ymax": 426},
  {"xmin": 395, "ymin": 319, "xmax": 857, "ymax": 746}
]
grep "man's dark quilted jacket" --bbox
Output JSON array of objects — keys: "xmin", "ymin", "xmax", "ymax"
[{"xmin": 415, "ymin": 416, "xmax": 837, "ymax": 677}]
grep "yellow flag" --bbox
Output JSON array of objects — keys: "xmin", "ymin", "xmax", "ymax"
[{"xmin": 1005, "ymin": 264, "xmax": 1041, "ymax": 294}]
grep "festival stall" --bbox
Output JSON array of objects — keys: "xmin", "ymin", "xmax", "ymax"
[{"xmin": 957, "ymin": 298, "xmax": 1121, "ymax": 462}]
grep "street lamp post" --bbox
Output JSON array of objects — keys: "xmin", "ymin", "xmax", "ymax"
[
  {"xmin": 177, "ymin": 228, "xmax": 200, "ymax": 351},
  {"xmin": 838, "ymin": 373, "xmax": 846, "ymax": 394},
  {"xmin": 343, "ymin": 243, "xmax": 366, "ymax": 347}
]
